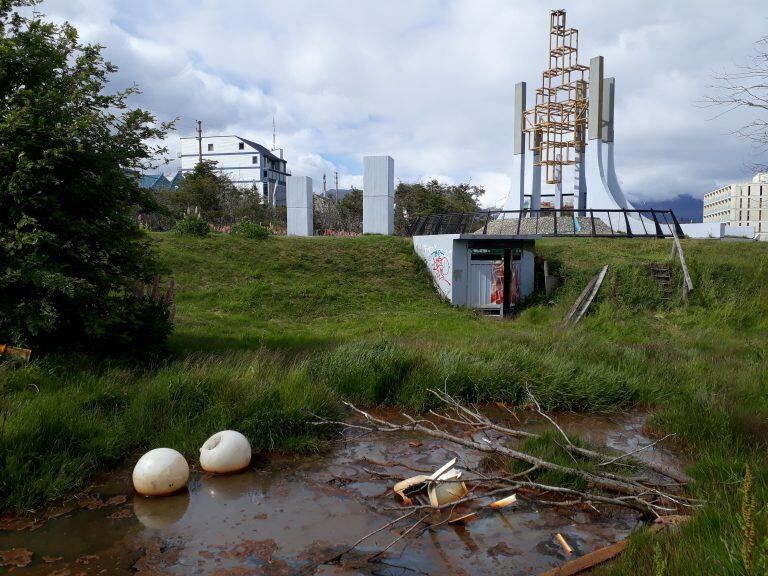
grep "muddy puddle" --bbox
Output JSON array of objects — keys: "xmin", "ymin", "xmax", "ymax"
[{"xmin": 0, "ymin": 410, "xmax": 685, "ymax": 575}]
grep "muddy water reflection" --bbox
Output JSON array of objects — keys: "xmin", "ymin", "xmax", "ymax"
[{"xmin": 0, "ymin": 411, "xmax": 681, "ymax": 575}]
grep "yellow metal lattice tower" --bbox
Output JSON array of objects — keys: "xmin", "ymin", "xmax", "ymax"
[{"xmin": 524, "ymin": 10, "xmax": 589, "ymax": 185}]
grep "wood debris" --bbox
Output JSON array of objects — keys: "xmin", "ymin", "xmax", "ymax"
[
  {"xmin": 555, "ymin": 533, "xmax": 574, "ymax": 555},
  {"xmin": 490, "ymin": 494, "xmax": 518, "ymax": 509}
]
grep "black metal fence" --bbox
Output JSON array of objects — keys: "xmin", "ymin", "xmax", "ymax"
[{"xmin": 406, "ymin": 209, "xmax": 684, "ymax": 239}]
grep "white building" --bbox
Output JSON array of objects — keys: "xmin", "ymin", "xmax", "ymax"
[
  {"xmin": 703, "ymin": 173, "xmax": 767, "ymax": 240},
  {"xmin": 180, "ymin": 135, "xmax": 289, "ymax": 206}
]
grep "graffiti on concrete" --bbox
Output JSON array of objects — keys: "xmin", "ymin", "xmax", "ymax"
[{"xmin": 429, "ymin": 249, "xmax": 452, "ymax": 286}]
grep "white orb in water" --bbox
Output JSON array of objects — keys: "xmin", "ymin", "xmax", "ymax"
[
  {"xmin": 133, "ymin": 491, "xmax": 190, "ymax": 529},
  {"xmin": 132, "ymin": 448, "xmax": 190, "ymax": 497},
  {"xmin": 199, "ymin": 430, "xmax": 252, "ymax": 474}
]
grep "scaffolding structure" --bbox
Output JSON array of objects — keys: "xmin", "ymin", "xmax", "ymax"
[{"xmin": 524, "ymin": 10, "xmax": 589, "ymax": 185}]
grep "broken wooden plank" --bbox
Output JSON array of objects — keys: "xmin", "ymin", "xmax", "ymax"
[
  {"xmin": 563, "ymin": 265, "xmax": 608, "ymax": 327},
  {"xmin": 538, "ymin": 516, "xmax": 691, "ymax": 576},
  {"xmin": 671, "ymin": 230, "xmax": 693, "ymax": 294},
  {"xmin": 572, "ymin": 265, "xmax": 608, "ymax": 324},
  {"xmin": 563, "ymin": 276, "xmax": 598, "ymax": 326},
  {"xmin": 540, "ymin": 537, "xmax": 631, "ymax": 576}
]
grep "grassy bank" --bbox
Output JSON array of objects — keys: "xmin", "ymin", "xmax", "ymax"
[{"xmin": 1, "ymin": 233, "xmax": 768, "ymax": 574}]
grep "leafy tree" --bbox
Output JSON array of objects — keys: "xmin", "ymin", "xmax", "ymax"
[
  {"xmin": 0, "ymin": 0, "xmax": 173, "ymax": 353},
  {"xmin": 339, "ymin": 187, "xmax": 363, "ymax": 227},
  {"xmin": 394, "ymin": 180, "xmax": 484, "ymax": 234},
  {"xmin": 314, "ymin": 187, "xmax": 363, "ymax": 233},
  {"xmin": 166, "ymin": 160, "xmax": 224, "ymax": 221}
]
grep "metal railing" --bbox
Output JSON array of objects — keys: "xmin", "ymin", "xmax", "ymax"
[{"xmin": 406, "ymin": 209, "xmax": 684, "ymax": 239}]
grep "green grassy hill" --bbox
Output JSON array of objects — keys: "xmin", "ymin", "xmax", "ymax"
[{"xmin": 2, "ymin": 233, "xmax": 768, "ymax": 574}]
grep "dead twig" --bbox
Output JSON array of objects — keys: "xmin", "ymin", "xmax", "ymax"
[
  {"xmin": 598, "ymin": 433, "xmax": 676, "ymax": 467},
  {"xmin": 312, "ymin": 400, "xmax": 700, "ymax": 520}
]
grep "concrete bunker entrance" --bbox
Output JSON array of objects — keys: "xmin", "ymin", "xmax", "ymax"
[
  {"xmin": 467, "ymin": 241, "xmax": 526, "ymax": 317},
  {"xmin": 413, "ymin": 233, "xmax": 537, "ymax": 316}
]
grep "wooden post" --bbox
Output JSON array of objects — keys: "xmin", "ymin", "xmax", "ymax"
[{"xmin": 672, "ymin": 229, "xmax": 693, "ymax": 294}]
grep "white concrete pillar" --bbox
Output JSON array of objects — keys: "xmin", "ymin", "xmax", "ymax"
[
  {"xmin": 588, "ymin": 56, "xmax": 604, "ymax": 143},
  {"xmin": 529, "ymin": 130, "xmax": 542, "ymax": 211},
  {"xmin": 602, "ymin": 77, "xmax": 632, "ymax": 210},
  {"xmin": 363, "ymin": 155, "xmax": 394, "ymax": 235},
  {"xmin": 584, "ymin": 56, "xmax": 622, "ymax": 213},
  {"xmin": 503, "ymin": 82, "xmax": 527, "ymax": 211},
  {"xmin": 286, "ymin": 176, "xmax": 313, "ymax": 236}
]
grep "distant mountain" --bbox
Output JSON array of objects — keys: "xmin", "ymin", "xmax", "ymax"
[{"xmin": 632, "ymin": 194, "xmax": 703, "ymax": 223}]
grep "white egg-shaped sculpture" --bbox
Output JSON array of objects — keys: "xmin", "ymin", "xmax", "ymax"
[
  {"xmin": 199, "ymin": 430, "xmax": 252, "ymax": 474},
  {"xmin": 133, "ymin": 448, "xmax": 190, "ymax": 497}
]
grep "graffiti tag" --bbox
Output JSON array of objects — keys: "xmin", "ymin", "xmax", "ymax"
[{"xmin": 429, "ymin": 249, "xmax": 452, "ymax": 286}]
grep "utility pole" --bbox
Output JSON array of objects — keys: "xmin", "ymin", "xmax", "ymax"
[
  {"xmin": 272, "ymin": 115, "xmax": 276, "ymax": 151},
  {"xmin": 334, "ymin": 171, "xmax": 339, "ymax": 203},
  {"xmin": 323, "ymin": 173, "xmax": 327, "ymax": 195},
  {"xmin": 196, "ymin": 120, "xmax": 203, "ymax": 165}
]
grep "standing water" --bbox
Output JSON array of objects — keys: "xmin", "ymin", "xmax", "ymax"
[{"xmin": 0, "ymin": 411, "xmax": 683, "ymax": 575}]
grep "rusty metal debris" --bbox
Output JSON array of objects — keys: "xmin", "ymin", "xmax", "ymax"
[{"xmin": 0, "ymin": 344, "xmax": 32, "ymax": 362}]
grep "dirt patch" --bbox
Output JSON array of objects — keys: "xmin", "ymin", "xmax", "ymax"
[{"xmin": 0, "ymin": 547, "xmax": 33, "ymax": 568}]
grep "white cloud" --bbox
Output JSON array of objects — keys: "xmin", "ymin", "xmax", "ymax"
[{"xmin": 35, "ymin": 0, "xmax": 768, "ymax": 208}]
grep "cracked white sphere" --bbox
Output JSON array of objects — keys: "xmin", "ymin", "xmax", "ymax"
[
  {"xmin": 200, "ymin": 430, "xmax": 252, "ymax": 474},
  {"xmin": 132, "ymin": 448, "xmax": 189, "ymax": 497}
]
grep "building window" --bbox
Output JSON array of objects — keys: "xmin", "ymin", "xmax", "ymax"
[
  {"xmin": 207, "ymin": 144, "xmax": 214, "ymax": 152},
  {"xmin": 239, "ymin": 142, "xmax": 245, "ymax": 150},
  {"xmin": 252, "ymin": 156, "xmax": 258, "ymax": 164}
]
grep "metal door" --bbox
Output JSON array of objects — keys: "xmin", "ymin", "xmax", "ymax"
[{"xmin": 468, "ymin": 260, "xmax": 502, "ymax": 312}]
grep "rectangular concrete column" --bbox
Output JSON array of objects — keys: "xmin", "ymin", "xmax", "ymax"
[
  {"xmin": 513, "ymin": 82, "xmax": 527, "ymax": 211},
  {"xmin": 588, "ymin": 56, "xmax": 604, "ymax": 141},
  {"xmin": 574, "ymin": 150, "xmax": 587, "ymax": 214},
  {"xmin": 529, "ymin": 130, "xmax": 542, "ymax": 211},
  {"xmin": 602, "ymin": 77, "xmax": 615, "ymax": 143},
  {"xmin": 363, "ymin": 155, "xmax": 394, "ymax": 235},
  {"xmin": 286, "ymin": 176, "xmax": 313, "ymax": 236}
]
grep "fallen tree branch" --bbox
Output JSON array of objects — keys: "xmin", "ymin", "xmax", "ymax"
[
  {"xmin": 428, "ymin": 388, "xmax": 691, "ymax": 484},
  {"xmin": 312, "ymin": 399, "xmax": 700, "ymax": 520}
]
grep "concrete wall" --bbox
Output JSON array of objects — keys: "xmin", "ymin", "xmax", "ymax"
[
  {"xmin": 681, "ymin": 223, "xmax": 755, "ymax": 239},
  {"xmin": 286, "ymin": 176, "xmax": 313, "ymax": 236},
  {"xmin": 412, "ymin": 234, "xmax": 460, "ymax": 301},
  {"xmin": 363, "ymin": 156, "xmax": 394, "ymax": 235}
]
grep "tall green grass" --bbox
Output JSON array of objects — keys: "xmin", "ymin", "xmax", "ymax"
[
  {"xmin": 1, "ymin": 233, "xmax": 767, "ymax": 575},
  {"xmin": 0, "ymin": 353, "xmax": 337, "ymax": 510}
]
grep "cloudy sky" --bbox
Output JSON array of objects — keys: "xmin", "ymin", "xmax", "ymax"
[{"xmin": 35, "ymin": 0, "xmax": 768, "ymax": 207}]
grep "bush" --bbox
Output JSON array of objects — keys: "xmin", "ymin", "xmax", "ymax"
[
  {"xmin": 173, "ymin": 214, "xmax": 210, "ymax": 237},
  {"xmin": 231, "ymin": 220, "xmax": 272, "ymax": 240},
  {"xmin": 0, "ymin": 4, "xmax": 173, "ymax": 355}
]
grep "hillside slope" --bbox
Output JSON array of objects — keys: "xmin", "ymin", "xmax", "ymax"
[{"xmin": 2, "ymin": 233, "xmax": 768, "ymax": 575}]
